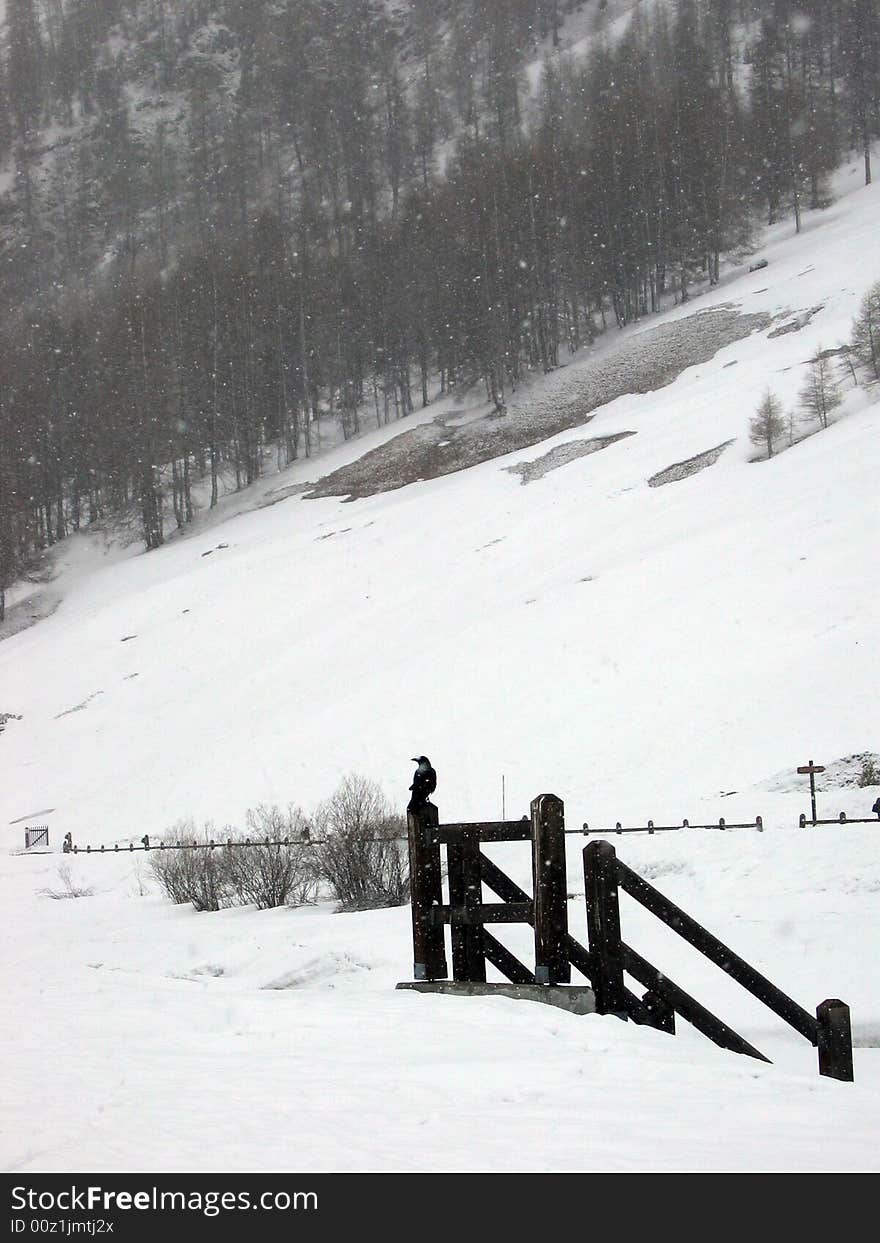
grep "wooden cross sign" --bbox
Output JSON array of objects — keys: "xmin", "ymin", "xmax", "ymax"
[{"xmin": 797, "ymin": 760, "xmax": 825, "ymax": 825}]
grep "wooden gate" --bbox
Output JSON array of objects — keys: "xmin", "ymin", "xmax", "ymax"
[
  {"xmin": 405, "ymin": 794, "xmax": 589, "ymax": 987},
  {"xmin": 401, "ymin": 797, "xmax": 855, "ymax": 1081}
]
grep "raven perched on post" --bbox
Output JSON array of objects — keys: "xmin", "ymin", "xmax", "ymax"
[{"xmin": 407, "ymin": 756, "xmax": 436, "ymax": 814}]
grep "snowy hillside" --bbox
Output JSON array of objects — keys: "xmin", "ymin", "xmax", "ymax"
[
  {"xmin": 1, "ymin": 166, "xmax": 879, "ymax": 1173},
  {"xmin": 2, "ymin": 166, "xmax": 877, "ymax": 839}
]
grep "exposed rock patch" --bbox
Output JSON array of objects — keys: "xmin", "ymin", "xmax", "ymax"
[
  {"xmin": 757, "ymin": 753, "xmax": 880, "ymax": 794},
  {"xmin": 55, "ymin": 691, "xmax": 104, "ymax": 720},
  {"xmin": 307, "ymin": 306, "xmax": 770, "ymax": 501},
  {"xmin": 648, "ymin": 440, "xmax": 736, "ymax": 488},
  {"xmin": 767, "ymin": 305, "xmax": 824, "ymax": 338},
  {"xmin": 507, "ymin": 433, "xmax": 636, "ymax": 484}
]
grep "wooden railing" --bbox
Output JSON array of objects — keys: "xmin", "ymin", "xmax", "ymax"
[
  {"xmin": 583, "ymin": 840, "xmax": 854, "ymax": 1082},
  {"xmin": 404, "ymin": 804, "xmax": 855, "ymax": 1081}
]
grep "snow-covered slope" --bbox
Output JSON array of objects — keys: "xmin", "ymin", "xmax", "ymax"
[
  {"xmin": 1, "ymin": 166, "xmax": 878, "ymax": 1173},
  {"xmin": 2, "ymin": 167, "xmax": 877, "ymax": 841}
]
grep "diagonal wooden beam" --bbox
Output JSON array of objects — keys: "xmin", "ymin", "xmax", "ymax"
[
  {"xmin": 623, "ymin": 943, "xmax": 770, "ymax": 1063},
  {"xmin": 482, "ymin": 931, "xmax": 536, "ymax": 985}
]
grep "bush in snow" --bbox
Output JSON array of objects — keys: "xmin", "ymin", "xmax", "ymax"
[
  {"xmin": 149, "ymin": 821, "xmax": 233, "ymax": 912},
  {"xmin": 225, "ymin": 804, "xmax": 317, "ymax": 910},
  {"xmin": 150, "ymin": 813, "xmax": 318, "ymax": 912},
  {"xmin": 41, "ymin": 865, "xmax": 94, "ymax": 900},
  {"xmin": 311, "ymin": 774, "xmax": 409, "ymax": 911}
]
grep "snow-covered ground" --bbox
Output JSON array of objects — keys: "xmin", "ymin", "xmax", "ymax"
[{"xmin": 1, "ymin": 165, "xmax": 878, "ymax": 1173}]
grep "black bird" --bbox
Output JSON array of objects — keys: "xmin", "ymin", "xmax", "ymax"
[{"xmin": 408, "ymin": 755, "xmax": 437, "ymax": 814}]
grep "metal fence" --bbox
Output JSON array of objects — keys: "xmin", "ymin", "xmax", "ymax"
[{"xmin": 578, "ymin": 817, "xmax": 764, "ymax": 836}]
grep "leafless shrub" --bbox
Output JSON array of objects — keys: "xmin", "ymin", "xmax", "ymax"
[
  {"xmin": 149, "ymin": 820, "xmax": 233, "ymax": 912},
  {"xmin": 225, "ymin": 804, "xmax": 318, "ymax": 909},
  {"xmin": 311, "ymin": 774, "xmax": 410, "ymax": 910},
  {"xmin": 41, "ymin": 865, "xmax": 94, "ymax": 900},
  {"xmin": 150, "ymin": 812, "xmax": 317, "ymax": 912}
]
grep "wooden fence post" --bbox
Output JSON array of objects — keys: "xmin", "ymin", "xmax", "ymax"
[
  {"xmin": 446, "ymin": 833, "xmax": 466, "ymax": 982},
  {"xmin": 407, "ymin": 804, "xmax": 447, "ymax": 981},
  {"xmin": 816, "ymin": 999, "xmax": 854, "ymax": 1082},
  {"xmin": 461, "ymin": 829, "xmax": 486, "ymax": 982},
  {"xmin": 448, "ymin": 829, "xmax": 485, "ymax": 983},
  {"xmin": 532, "ymin": 794, "xmax": 571, "ymax": 984},
  {"xmin": 583, "ymin": 841, "xmax": 626, "ymax": 1015}
]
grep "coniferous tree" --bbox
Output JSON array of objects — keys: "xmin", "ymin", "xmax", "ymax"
[
  {"xmin": 799, "ymin": 350, "xmax": 843, "ymax": 427},
  {"xmin": 7, "ymin": 0, "xmax": 44, "ymax": 141},
  {"xmin": 0, "ymin": 0, "xmax": 876, "ymax": 567},
  {"xmin": 850, "ymin": 279, "xmax": 880, "ymax": 378},
  {"xmin": 840, "ymin": 0, "xmax": 880, "ymax": 184},
  {"xmin": 749, "ymin": 389, "xmax": 787, "ymax": 457}
]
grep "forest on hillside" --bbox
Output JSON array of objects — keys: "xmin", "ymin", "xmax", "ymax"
[{"xmin": 0, "ymin": 0, "xmax": 878, "ymax": 606}]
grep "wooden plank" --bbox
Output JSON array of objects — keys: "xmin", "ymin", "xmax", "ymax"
[
  {"xmin": 561, "ymin": 931, "xmax": 593, "ymax": 980},
  {"xmin": 446, "ymin": 838, "xmax": 469, "ymax": 982},
  {"xmin": 560, "ymin": 931, "xmax": 658, "ymax": 1029},
  {"xmin": 406, "ymin": 805, "xmax": 448, "ymax": 981},
  {"xmin": 616, "ymin": 860, "xmax": 818, "ymax": 1044},
  {"xmin": 431, "ymin": 903, "xmax": 534, "ymax": 926},
  {"xmin": 479, "ymin": 853, "xmax": 534, "ymax": 913},
  {"xmin": 640, "ymin": 989, "xmax": 676, "ymax": 1034},
  {"xmin": 532, "ymin": 793, "xmax": 571, "ymax": 985},
  {"xmin": 621, "ymin": 987, "xmax": 661, "ymax": 1028},
  {"xmin": 623, "ymin": 942, "xmax": 770, "ymax": 1062},
  {"xmin": 461, "ymin": 829, "xmax": 486, "ymax": 982},
  {"xmin": 583, "ymin": 841, "xmax": 627, "ymax": 1015},
  {"xmin": 438, "ymin": 822, "xmax": 533, "ymax": 843},
  {"xmin": 482, "ymin": 932, "xmax": 536, "ymax": 985}
]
